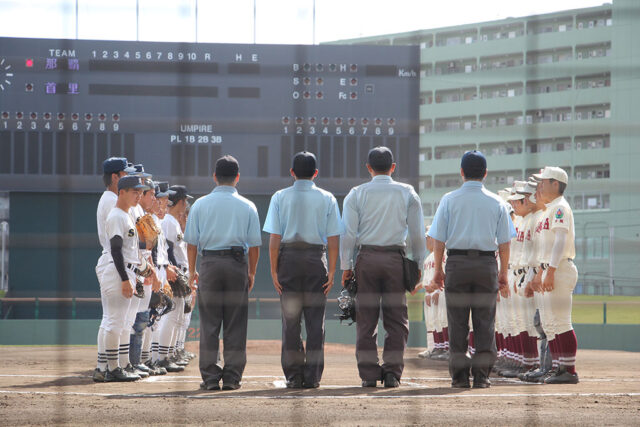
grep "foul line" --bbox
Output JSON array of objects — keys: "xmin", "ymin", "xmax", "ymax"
[{"xmin": 0, "ymin": 389, "xmax": 638, "ymax": 400}]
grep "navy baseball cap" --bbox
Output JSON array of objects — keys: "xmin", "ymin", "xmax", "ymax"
[
  {"xmin": 155, "ymin": 181, "xmax": 176, "ymax": 198},
  {"xmin": 117, "ymin": 176, "xmax": 148, "ymax": 191},
  {"xmin": 461, "ymin": 150, "xmax": 487, "ymax": 178},
  {"xmin": 367, "ymin": 146, "xmax": 394, "ymax": 172},
  {"xmin": 292, "ymin": 151, "xmax": 317, "ymax": 178},
  {"xmin": 129, "ymin": 163, "xmax": 152, "ymax": 178},
  {"xmin": 168, "ymin": 185, "xmax": 193, "ymax": 204},
  {"xmin": 102, "ymin": 157, "xmax": 135, "ymax": 174},
  {"xmin": 215, "ymin": 155, "xmax": 239, "ymax": 177}
]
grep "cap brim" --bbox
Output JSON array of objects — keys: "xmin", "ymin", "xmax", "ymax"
[
  {"xmin": 129, "ymin": 171, "xmax": 152, "ymax": 178},
  {"xmin": 531, "ymin": 173, "xmax": 544, "ymax": 181},
  {"xmin": 507, "ymin": 194, "xmax": 525, "ymax": 201},
  {"xmin": 123, "ymin": 166, "xmax": 136, "ymax": 174},
  {"xmin": 132, "ymin": 183, "xmax": 148, "ymax": 190}
]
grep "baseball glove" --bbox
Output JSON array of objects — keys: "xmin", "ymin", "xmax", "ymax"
[
  {"xmin": 148, "ymin": 291, "xmax": 175, "ymax": 327},
  {"xmin": 136, "ymin": 214, "xmax": 160, "ymax": 248},
  {"xmin": 133, "ymin": 278, "xmax": 144, "ymax": 299},
  {"xmin": 336, "ymin": 276, "xmax": 357, "ymax": 325},
  {"xmin": 168, "ymin": 270, "xmax": 191, "ymax": 298}
]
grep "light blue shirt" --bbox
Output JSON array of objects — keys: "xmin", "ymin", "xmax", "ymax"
[
  {"xmin": 340, "ymin": 175, "xmax": 426, "ymax": 270},
  {"xmin": 184, "ymin": 186, "xmax": 262, "ymax": 252},
  {"xmin": 428, "ymin": 181, "xmax": 516, "ymax": 251},
  {"xmin": 263, "ymin": 180, "xmax": 344, "ymax": 244}
]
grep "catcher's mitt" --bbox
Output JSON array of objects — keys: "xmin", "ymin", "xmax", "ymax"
[
  {"xmin": 162, "ymin": 281, "xmax": 173, "ymax": 298},
  {"xmin": 336, "ymin": 276, "xmax": 357, "ymax": 325},
  {"xmin": 148, "ymin": 290, "xmax": 174, "ymax": 327},
  {"xmin": 136, "ymin": 214, "xmax": 160, "ymax": 248},
  {"xmin": 168, "ymin": 270, "xmax": 191, "ymax": 298}
]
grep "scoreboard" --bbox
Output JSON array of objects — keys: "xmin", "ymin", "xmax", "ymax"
[{"xmin": 0, "ymin": 37, "xmax": 419, "ymax": 195}]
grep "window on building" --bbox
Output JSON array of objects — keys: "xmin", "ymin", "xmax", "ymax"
[
  {"xmin": 481, "ymin": 141, "xmax": 523, "ymax": 156},
  {"xmin": 434, "ymin": 144, "xmax": 476, "ymax": 160},
  {"xmin": 480, "ymin": 82, "xmax": 523, "ymax": 99},
  {"xmin": 527, "ymin": 17, "xmax": 573, "ymax": 35},
  {"xmin": 576, "ymin": 10, "xmax": 612, "ymax": 30},
  {"xmin": 435, "ymin": 58, "xmax": 477, "ymax": 75},
  {"xmin": 435, "ymin": 30, "xmax": 477, "ymax": 47},
  {"xmin": 479, "ymin": 111, "xmax": 522, "ymax": 128},
  {"xmin": 526, "ymin": 77, "xmax": 572, "ymax": 94},
  {"xmin": 480, "ymin": 23, "xmax": 524, "ymax": 41},
  {"xmin": 479, "ymin": 53, "xmax": 523, "ymax": 71},
  {"xmin": 574, "ymin": 164, "xmax": 610, "ymax": 180},
  {"xmin": 575, "ymin": 73, "xmax": 611, "ymax": 89},
  {"xmin": 575, "ymin": 104, "xmax": 611, "ymax": 120},
  {"xmin": 576, "ymin": 42, "xmax": 611, "ymax": 60},
  {"xmin": 485, "ymin": 170, "xmax": 522, "ymax": 186},
  {"xmin": 435, "ymin": 87, "xmax": 477, "ymax": 103},
  {"xmin": 525, "ymin": 107, "xmax": 572, "ymax": 124},
  {"xmin": 419, "ymin": 91, "xmax": 433, "ymax": 105},
  {"xmin": 573, "ymin": 193, "xmax": 610, "ymax": 210},
  {"xmin": 434, "ymin": 116, "xmax": 475, "ymax": 132},
  {"xmin": 434, "ymin": 174, "xmax": 462, "ymax": 188},
  {"xmin": 575, "ymin": 134, "xmax": 610, "ymax": 150},
  {"xmin": 526, "ymin": 47, "xmax": 573, "ymax": 65}
]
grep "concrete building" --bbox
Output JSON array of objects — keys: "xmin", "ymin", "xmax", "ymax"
[{"xmin": 332, "ymin": 0, "xmax": 640, "ymax": 295}]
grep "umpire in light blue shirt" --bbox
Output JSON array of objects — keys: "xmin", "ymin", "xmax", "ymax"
[
  {"xmin": 341, "ymin": 146, "xmax": 426, "ymax": 388},
  {"xmin": 263, "ymin": 151, "xmax": 343, "ymax": 389},
  {"xmin": 428, "ymin": 150, "xmax": 515, "ymax": 389},
  {"xmin": 184, "ymin": 155, "xmax": 262, "ymax": 391}
]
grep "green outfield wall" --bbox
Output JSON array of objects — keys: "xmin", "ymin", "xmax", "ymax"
[{"xmin": 1, "ymin": 319, "xmax": 638, "ymax": 352}]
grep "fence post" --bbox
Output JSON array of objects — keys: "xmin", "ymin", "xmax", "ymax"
[
  {"xmin": 34, "ymin": 297, "xmax": 39, "ymax": 320},
  {"xmin": 603, "ymin": 302, "xmax": 607, "ymax": 324},
  {"xmin": 72, "ymin": 298, "xmax": 76, "ymax": 320}
]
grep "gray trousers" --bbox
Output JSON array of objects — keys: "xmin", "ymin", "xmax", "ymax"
[
  {"xmin": 197, "ymin": 254, "xmax": 248, "ymax": 386},
  {"xmin": 445, "ymin": 254, "xmax": 498, "ymax": 382},
  {"xmin": 278, "ymin": 247, "xmax": 327, "ymax": 384},
  {"xmin": 355, "ymin": 248, "xmax": 408, "ymax": 381}
]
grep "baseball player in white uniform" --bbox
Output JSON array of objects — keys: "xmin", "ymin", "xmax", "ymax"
[
  {"xmin": 99, "ymin": 175, "xmax": 151, "ymax": 382},
  {"xmin": 417, "ymin": 230, "xmax": 434, "ymax": 359},
  {"xmin": 533, "ymin": 166, "xmax": 579, "ymax": 384},
  {"xmin": 94, "ymin": 158, "xmax": 135, "ymax": 382}
]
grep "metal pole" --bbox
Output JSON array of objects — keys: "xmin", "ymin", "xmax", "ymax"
[
  {"xmin": 253, "ymin": 0, "xmax": 257, "ymax": 44},
  {"xmin": 75, "ymin": 0, "xmax": 79, "ymax": 39},
  {"xmin": 603, "ymin": 302, "xmax": 607, "ymax": 324},
  {"xmin": 136, "ymin": 0, "xmax": 140, "ymax": 42},
  {"xmin": 608, "ymin": 226, "xmax": 614, "ymax": 296},
  {"xmin": 1, "ymin": 221, "xmax": 7, "ymax": 293},
  {"xmin": 195, "ymin": 0, "xmax": 198, "ymax": 43},
  {"xmin": 312, "ymin": 0, "xmax": 316, "ymax": 45}
]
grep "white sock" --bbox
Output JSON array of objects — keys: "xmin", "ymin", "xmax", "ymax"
[
  {"xmin": 104, "ymin": 329, "xmax": 120, "ymax": 371},
  {"xmin": 97, "ymin": 327, "xmax": 107, "ymax": 371},
  {"xmin": 119, "ymin": 329, "xmax": 130, "ymax": 368}
]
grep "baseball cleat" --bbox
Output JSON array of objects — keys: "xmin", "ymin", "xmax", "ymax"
[
  {"xmin": 383, "ymin": 373, "xmax": 400, "ymax": 388},
  {"xmin": 134, "ymin": 363, "xmax": 150, "ymax": 373},
  {"xmin": 156, "ymin": 358, "xmax": 185, "ymax": 372},
  {"xmin": 544, "ymin": 367, "xmax": 579, "ymax": 384},
  {"xmin": 92, "ymin": 368, "xmax": 106, "ymax": 382},
  {"xmin": 105, "ymin": 366, "xmax": 139, "ymax": 382},
  {"xmin": 286, "ymin": 375, "xmax": 304, "ymax": 389},
  {"xmin": 417, "ymin": 349, "xmax": 430, "ymax": 359},
  {"xmin": 124, "ymin": 363, "xmax": 146, "ymax": 378},
  {"xmin": 361, "ymin": 380, "xmax": 377, "ymax": 388}
]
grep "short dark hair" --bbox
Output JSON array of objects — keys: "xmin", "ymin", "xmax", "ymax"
[
  {"xmin": 292, "ymin": 151, "xmax": 317, "ymax": 179},
  {"xmin": 216, "ymin": 175, "xmax": 237, "ymax": 185},
  {"xmin": 461, "ymin": 150, "xmax": 487, "ymax": 180},
  {"xmin": 550, "ymin": 179, "xmax": 566, "ymax": 195},
  {"xmin": 215, "ymin": 155, "xmax": 239, "ymax": 180},
  {"xmin": 367, "ymin": 147, "xmax": 394, "ymax": 172}
]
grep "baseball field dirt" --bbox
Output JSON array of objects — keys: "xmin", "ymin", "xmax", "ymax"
[{"xmin": 0, "ymin": 341, "xmax": 638, "ymax": 426}]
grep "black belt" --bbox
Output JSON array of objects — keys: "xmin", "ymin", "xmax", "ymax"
[
  {"xmin": 280, "ymin": 242, "xmax": 325, "ymax": 250},
  {"xmin": 126, "ymin": 263, "xmax": 141, "ymax": 274},
  {"xmin": 447, "ymin": 249, "xmax": 495, "ymax": 257},
  {"xmin": 359, "ymin": 245, "xmax": 404, "ymax": 252},
  {"xmin": 202, "ymin": 249, "xmax": 238, "ymax": 257}
]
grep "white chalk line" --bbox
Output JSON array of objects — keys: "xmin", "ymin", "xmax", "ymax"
[{"xmin": 0, "ymin": 389, "xmax": 638, "ymax": 400}]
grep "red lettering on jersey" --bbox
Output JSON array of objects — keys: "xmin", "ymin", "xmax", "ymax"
[
  {"xmin": 526, "ymin": 230, "xmax": 531, "ymax": 241},
  {"xmin": 543, "ymin": 218, "xmax": 550, "ymax": 230}
]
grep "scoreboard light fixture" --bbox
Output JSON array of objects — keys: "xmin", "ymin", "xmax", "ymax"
[
  {"xmin": 335, "ymin": 117, "xmax": 343, "ymax": 125},
  {"xmin": 16, "ymin": 111, "xmax": 23, "ymax": 119},
  {"xmin": 315, "ymin": 91, "xmax": 323, "ymax": 99},
  {"xmin": 281, "ymin": 116, "xmax": 290, "ymax": 125},
  {"xmin": 322, "ymin": 117, "xmax": 330, "ymax": 125},
  {"xmin": 71, "ymin": 113, "xmax": 79, "ymax": 121},
  {"xmin": 308, "ymin": 117, "xmax": 316, "ymax": 125},
  {"xmin": 329, "ymin": 64, "xmax": 337, "ymax": 72},
  {"xmin": 57, "ymin": 112, "xmax": 65, "ymax": 120},
  {"xmin": 43, "ymin": 112, "xmax": 51, "ymax": 120},
  {"xmin": 30, "ymin": 112, "xmax": 37, "ymax": 119}
]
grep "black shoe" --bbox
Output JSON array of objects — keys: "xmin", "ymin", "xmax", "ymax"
[
  {"xmin": 303, "ymin": 381, "xmax": 320, "ymax": 389},
  {"xmin": 222, "ymin": 382, "xmax": 241, "ymax": 390},
  {"xmin": 199, "ymin": 381, "xmax": 221, "ymax": 390},
  {"xmin": 135, "ymin": 363, "xmax": 150, "ymax": 373},
  {"xmin": 92, "ymin": 368, "xmax": 106, "ymax": 382},
  {"xmin": 105, "ymin": 366, "xmax": 139, "ymax": 382},
  {"xmin": 383, "ymin": 372, "xmax": 399, "ymax": 388},
  {"xmin": 544, "ymin": 367, "xmax": 579, "ymax": 384},
  {"xmin": 361, "ymin": 380, "xmax": 377, "ymax": 388},
  {"xmin": 451, "ymin": 379, "xmax": 471, "ymax": 388},
  {"xmin": 156, "ymin": 358, "xmax": 185, "ymax": 373},
  {"xmin": 286, "ymin": 375, "xmax": 304, "ymax": 389},
  {"xmin": 427, "ymin": 348, "xmax": 443, "ymax": 360},
  {"xmin": 170, "ymin": 355, "xmax": 189, "ymax": 366},
  {"xmin": 535, "ymin": 368, "xmax": 558, "ymax": 383},
  {"xmin": 473, "ymin": 377, "xmax": 491, "ymax": 389},
  {"xmin": 123, "ymin": 364, "xmax": 143, "ymax": 379}
]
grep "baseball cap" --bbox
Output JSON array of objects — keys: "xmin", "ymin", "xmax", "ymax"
[
  {"xmin": 155, "ymin": 181, "xmax": 176, "ymax": 198},
  {"xmin": 533, "ymin": 166, "xmax": 568, "ymax": 184},
  {"xmin": 497, "ymin": 189, "xmax": 511, "ymax": 202},
  {"xmin": 507, "ymin": 180, "xmax": 526, "ymax": 201},
  {"xmin": 517, "ymin": 181, "xmax": 537, "ymax": 195},
  {"xmin": 169, "ymin": 185, "xmax": 193, "ymax": 204},
  {"xmin": 129, "ymin": 163, "xmax": 152, "ymax": 178},
  {"xmin": 292, "ymin": 151, "xmax": 317, "ymax": 178},
  {"xmin": 460, "ymin": 150, "xmax": 487, "ymax": 178},
  {"xmin": 117, "ymin": 175, "xmax": 148, "ymax": 191},
  {"xmin": 102, "ymin": 157, "xmax": 135, "ymax": 174},
  {"xmin": 215, "ymin": 155, "xmax": 239, "ymax": 177},
  {"xmin": 367, "ymin": 146, "xmax": 394, "ymax": 172}
]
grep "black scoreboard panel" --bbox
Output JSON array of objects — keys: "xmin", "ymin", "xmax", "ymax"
[{"xmin": 0, "ymin": 38, "xmax": 419, "ymax": 195}]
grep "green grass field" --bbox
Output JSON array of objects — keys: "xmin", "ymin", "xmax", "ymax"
[
  {"xmin": 572, "ymin": 295, "xmax": 640, "ymax": 324},
  {"xmin": 407, "ymin": 293, "xmax": 640, "ymax": 324}
]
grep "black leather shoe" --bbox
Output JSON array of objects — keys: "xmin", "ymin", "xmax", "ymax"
[
  {"xmin": 361, "ymin": 380, "xmax": 377, "ymax": 387},
  {"xmin": 199, "ymin": 381, "xmax": 220, "ymax": 390},
  {"xmin": 105, "ymin": 366, "xmax": 139, "ymax": 382},
  {"xmin": 544, "ymin": 367, "xmax": 579, "ymax": 384},
  {"xmin": 473, "ymin": 377, "xmax": 491, "ymax": 388},
  {"xmin": 303, "ymin": 382, "xmax": 320, "ymax": 389},
  {"xmin": 222, "ymin": 382, "xmax": 241, "ymax": 390},
  {"xmin": 451, "ymin": 379, "xmax": 471, "ymax": 388},
  {"xmin": 156, "ymin": 358, "xmax": 185, "ymax": 373},
  {"xmin": 286, "ymin": 375, "xmax": 304, "ymax": 389},
  {"xmin": 383, "ymin": 372, "xmax": 399, "ymax": 388}
]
